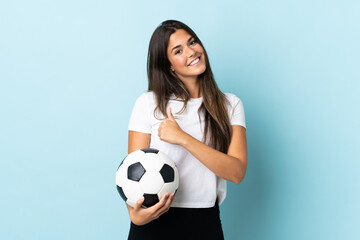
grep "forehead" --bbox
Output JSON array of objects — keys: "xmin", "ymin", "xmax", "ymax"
[{"xmin": 167, "ymin": 29, "xmax": 192, "ymax": 48}]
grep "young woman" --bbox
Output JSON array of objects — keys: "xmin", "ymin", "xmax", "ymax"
[{"xmin": 126, "ymin": 20, "xmax": 247, "ymax": 239}]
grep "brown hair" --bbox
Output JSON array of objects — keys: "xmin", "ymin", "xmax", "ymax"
[{"xmin": 147, "ymin": 20, "xmax": 231, "ymax": 153}]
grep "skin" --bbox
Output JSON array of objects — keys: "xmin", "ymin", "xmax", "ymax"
[
  {"xmin": 167, "ymin": 29, "xmax": 206, "ymax": 98},
  {"xmin": 126, "ymin": 29, "xmax": 248, "ymax": 226}
]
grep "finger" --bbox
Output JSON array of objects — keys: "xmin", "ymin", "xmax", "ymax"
[
  {"xmin": 167, "ymin": 107, "xmax": 176, "ymax": 121},
  {"xmin": 156, "ymin": 193, "xmax": 173, "ymax": 212},
  {"xmin": 156, "ymin": 193, "xmax": 174, "ymax": 216},
  {"xmin": 163, "ymin": 193, "xmax": 174, "ymax": 210},
  {"xmin": 155, "ymin": 192, "xmax": 169, "ymax": 210},
  {"xmin": 133, "ymin": 196, "xmax": 145, "ymax": 211},
  {"xmin": 145, "ymin": 193, "xmax": 168, "ymax": 215},
  {"xmin": 146, "ymin": 193, "xmax": 166, "ymax": 219}
]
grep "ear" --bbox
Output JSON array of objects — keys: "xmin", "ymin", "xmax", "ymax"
[{"xmin": 170, "ymin": 66, "xmax": 175, "ymax": 72}]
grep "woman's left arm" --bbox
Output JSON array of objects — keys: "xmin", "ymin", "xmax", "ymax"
[{"xmin": 158, "ymin": 108, "xmax": 248, "ymax": 184}]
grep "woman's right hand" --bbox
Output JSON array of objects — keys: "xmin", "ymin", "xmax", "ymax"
[{"xmin": 126, "ymin": 192, "xmax": 175, "ymax": 226}]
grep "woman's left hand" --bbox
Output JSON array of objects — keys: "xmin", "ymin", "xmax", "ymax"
[{"xmin": 158, "ymin": 108, "xmax": 187, "ymax": 145}]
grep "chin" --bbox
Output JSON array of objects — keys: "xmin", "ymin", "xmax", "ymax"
[
  {"xmin": 190, "ymin": 68, "xmax": 206, "ymax": 77},
  {"xmin": 198, "ymin": 65, "xmax": 206, "ymax": 75}
]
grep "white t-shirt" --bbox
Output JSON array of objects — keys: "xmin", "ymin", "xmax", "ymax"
[{"xmin": 128, "ymin": 91, "xmax": 246, "ymax": 208}]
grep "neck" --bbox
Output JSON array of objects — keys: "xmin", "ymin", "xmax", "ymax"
[{"xmin": 179, "ymin": 76, "xmax": 201, "ymax": 98}]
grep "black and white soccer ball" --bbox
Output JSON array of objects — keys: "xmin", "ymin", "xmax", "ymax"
[{"xmin": 116, "ymin": 148, "xmax": 179, "ymax": 208}]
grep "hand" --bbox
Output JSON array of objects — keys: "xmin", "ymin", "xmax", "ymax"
[
  {"xmin": 158, "ymin": 108, "xmax": 187, "ymax": 145},
  {"xmin": 127, "ymin": 193, "xmax": 175, "ymax": 226}
]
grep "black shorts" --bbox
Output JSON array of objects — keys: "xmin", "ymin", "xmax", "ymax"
[{"xmin": 128, "ymin": 201, "xmax": 224, "ymax": 240}]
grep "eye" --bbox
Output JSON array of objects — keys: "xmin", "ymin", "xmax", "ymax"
[
  {"xmin": 190, "ymin": 40, "xmax": 197, "ymax": 45},
  {"xmin": 175, "ymin": 49, "xmax": 182, "ymax": 55}
]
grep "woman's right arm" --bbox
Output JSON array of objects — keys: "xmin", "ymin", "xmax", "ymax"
[{"xmin": 126, "ymin": 130, "xmax": 175, "ymax": 226}]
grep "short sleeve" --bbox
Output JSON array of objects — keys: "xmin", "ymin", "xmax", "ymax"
[
  {"xmin": 128, "ymin": 93, "xmax": 152, "ymax": 133},
  {"xmin": 228, "ymin": 94, "xmax": 246, "ymax": 128}
]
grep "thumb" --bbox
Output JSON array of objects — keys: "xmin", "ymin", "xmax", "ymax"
[
  {"xmin": 134, "ymin": 196, "xmax": 144, "ymax": 211},
  {"xmin": 167, "ymin": 107, "xmax": 176, "ymax": 121}
]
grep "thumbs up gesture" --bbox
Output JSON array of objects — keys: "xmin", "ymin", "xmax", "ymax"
[{"xmin": 158, "ymin": 107, "xmax": 186, "ymax": 145}]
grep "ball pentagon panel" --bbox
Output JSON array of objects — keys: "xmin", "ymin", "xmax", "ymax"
[
  {"xmin": 160, "ymin": 164, "xmax": 175, "ymax": 183},
  {"xmin": 141, "ymin": 148, "xmax": 159, "ymax": 154},
  {"xmin": 127, "ymin": 162, "xmax": 146, "ymax": 182},
  {"xmin": 143, "ymin": 194, "xmax": 159, "ymax": 208}
]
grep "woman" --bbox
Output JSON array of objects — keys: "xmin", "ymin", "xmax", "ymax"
[{"xmin": 126, "ymin": 20, "xmax": 247, "ymax": 239}]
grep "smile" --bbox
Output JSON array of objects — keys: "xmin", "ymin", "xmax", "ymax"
[{"xmin": 188, "ymin": 57, "xmax": 200, "ymax": 66}]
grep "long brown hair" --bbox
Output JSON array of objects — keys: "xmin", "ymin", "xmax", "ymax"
[{"xmin": 147, "ymin": 20, "xmax": 232, "ymax": 153}]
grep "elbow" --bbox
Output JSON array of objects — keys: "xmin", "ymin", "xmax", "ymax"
[
  {"xmin": 232, "ymin": 174, "xmax": 245, "ymax": 184},
  {"xmin": 231, "ymin": 165, "xmax": 246, "ymax": 184},
  {"xmin": 232, "ymin": 157, "xmax": 247, "ymax": 184}
]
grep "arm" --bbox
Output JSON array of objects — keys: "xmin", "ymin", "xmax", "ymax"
[
  {"xmin": 158, "ymin": 108, "xmax": 248, "ymax": 184},
  {"xmin": 181, "ymin": 125, "xmax": 247, "ymax": 184},
  {"xmin": 128, "ymin": 130, "xmax": 151, "ymax": 154},
  {"xmin": 125, "ymin": 131, "xmax": 175, "ymax": 226}
]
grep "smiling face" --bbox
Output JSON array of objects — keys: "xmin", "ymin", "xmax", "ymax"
[{"xmin": 167, "ymin": 29, "xmax": 206, "ymax": 82}]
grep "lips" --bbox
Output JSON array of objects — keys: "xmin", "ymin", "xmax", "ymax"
[{"xmin": 188, "ymin": 57, "xmax": 200, "ymax": 66}]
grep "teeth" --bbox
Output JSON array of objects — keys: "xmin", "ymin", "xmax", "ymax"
[{"xmin": 189, "ymin": 58, "xmax": 200, "ymax": 66}]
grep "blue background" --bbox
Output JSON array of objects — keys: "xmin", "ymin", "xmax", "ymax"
[{"xmin": 1, "ymin": 0, "xmax": 359, "ymax": 239}]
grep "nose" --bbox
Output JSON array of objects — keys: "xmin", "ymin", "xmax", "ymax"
[{"xmin": 186, "ymin": 46, "xmax": 196, "ymax": 57}]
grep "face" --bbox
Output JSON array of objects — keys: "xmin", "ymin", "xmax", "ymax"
[{"xmin": 167, "ymin": 29, "xmax": 206, "ymax": 82}]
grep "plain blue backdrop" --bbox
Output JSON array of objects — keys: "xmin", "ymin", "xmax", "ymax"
[{"xmin": 1, "ymin": 0, "xmax": 359, "ymax": 239}]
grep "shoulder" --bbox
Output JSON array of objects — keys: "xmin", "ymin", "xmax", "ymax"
[
  {"xmin": 136, "ymin": 91, "xmax": 155, "ymax": 99},
  {"xmin": 223, "ymin": 92, "xmax": 243, "ymax": 105},
  {"xmin": 223, "ymin": 92, "xmax": 246, "ymax": 127},
  {"xmin": 134, "ymin": 91, "xmax": 156, "ymax": 104},
  {"xmin": 224, "ymin": 92, "xmax": 239, "ymax": 100}
]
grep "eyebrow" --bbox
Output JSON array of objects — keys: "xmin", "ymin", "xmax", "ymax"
[{"xmin": 171, "ymin": 36, "xmax": 194, "ymax": 53}]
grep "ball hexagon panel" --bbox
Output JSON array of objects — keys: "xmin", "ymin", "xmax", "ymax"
[
  {"xmin": 123, "ymin": 150, "xmax": 145, "ymax": 165},
  {"xmin": 117, "ymin": 156, "xmax": 126, "ymax": 171},
  {"xmin": 157, "ymin": 151, "xmax": 176, "ymax": 168},
  {"xmin": 116, "ymin": 162, "xmax": 127, "ymax": 187},
  {"xmin": 122, "ymin": 179, "xmax": 144, "ymax": 205},
  {"xmin": 128, "ymin": 162, "xmax": 146, "ymax": 182},
  {"xmin": 139, "ymin": 172, "xmax": 164, "ymax": 194},
  {"xmin": 157, "ymin": 182, "xmax": 178, "ymax": 199},
  {"xmin": 126, "ymin": 199, "xmax": 137, "ymax": 208},
  {"xmin": 139, "ymin": 153, "xmax": 165, "ymax": 172}
]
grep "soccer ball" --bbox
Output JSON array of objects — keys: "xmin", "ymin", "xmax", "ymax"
[{"xmin": 116, "ymin": 148, "xmax": 179, "ymax": 208}]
